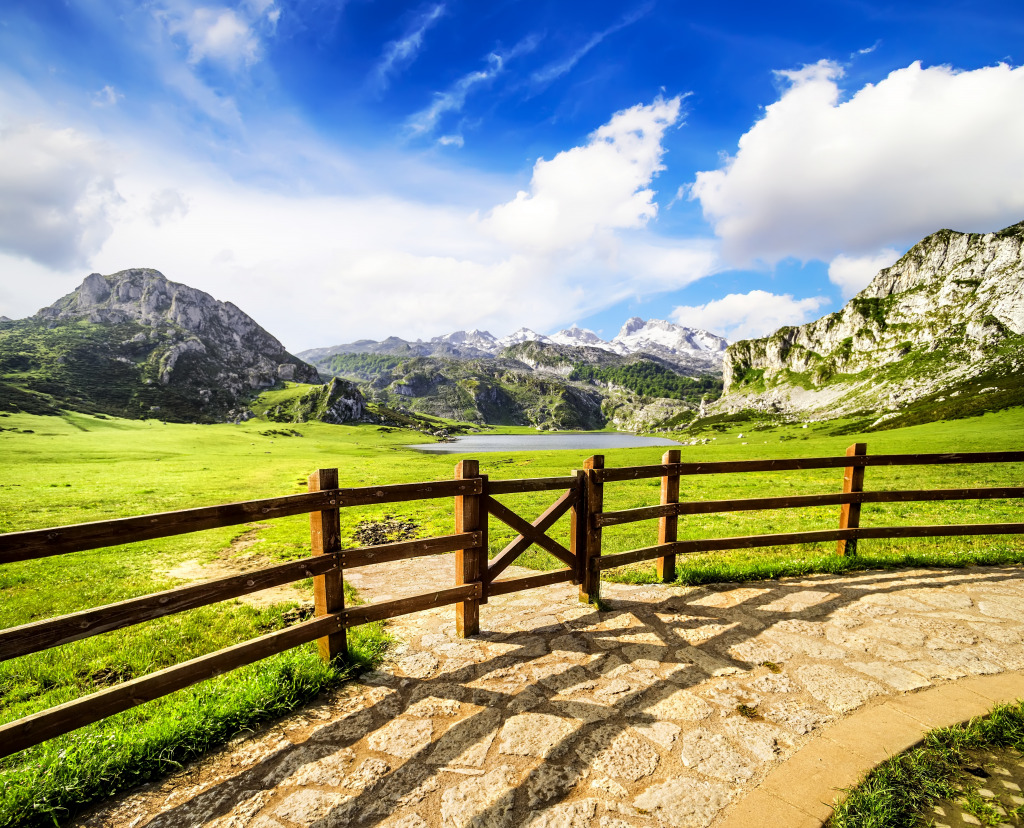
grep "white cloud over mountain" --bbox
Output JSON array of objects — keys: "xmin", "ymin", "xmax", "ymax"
[
  {"xmin": 483, "ymin": 98, "xmax": 681, "ymax": 251},
  {"xmin": 671, "ymin": 290, "xmax": 828, "ymax": 341},
  {"xmin": 0, "ymin": 97, "xmax": 716, "ymax": 349},
  {"xmin": 691, "ymin": 61, "xmax": 1024, "ymax": 266},
  {"xmin": 0, "ymin": 121, "xmax": 121, "ymax": 270},
  {"xmin": 827, "ymin": 248, "xmax": 900, "ymax": 298}
]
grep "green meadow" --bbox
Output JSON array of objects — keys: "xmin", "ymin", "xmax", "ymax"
[{"xmin": 0, "ymin": 406, "xmax": 1022, "ymax": 825}]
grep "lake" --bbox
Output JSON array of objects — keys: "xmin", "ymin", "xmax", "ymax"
[{"xmin": 408, "ymin": 432, "xmax": 683, "ymax": 454}]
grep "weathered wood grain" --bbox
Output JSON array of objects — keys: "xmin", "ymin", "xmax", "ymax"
[
  {"xmin": 595, "ymin": 487, "xmax": 1024, "ymax": 527},
  {"xmin": 341, "ymin": 583, "xmax": 482, "ymax": 627}
]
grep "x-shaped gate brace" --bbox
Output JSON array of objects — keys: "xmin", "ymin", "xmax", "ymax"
[{"xmin": 483, "ymin": 486, "xmax": 580, "ymax": 590}]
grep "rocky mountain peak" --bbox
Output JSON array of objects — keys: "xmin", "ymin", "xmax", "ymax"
[
  {"xmin": 617, "ymin": 316, "xmax": 648, "ymax": 338},
  {"xmin": 717, "ymin": 221, "xmax": 1024, "ymax": 419},
  {"xmin": 27, "ymin": 269, "xmax": 320, "ymax": 419}
]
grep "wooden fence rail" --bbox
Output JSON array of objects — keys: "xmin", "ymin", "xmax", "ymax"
[{"xmin": 0, "ymin": 444, "xmax": 1021, "ymax": 759}]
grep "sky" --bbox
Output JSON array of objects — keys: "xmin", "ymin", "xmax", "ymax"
[{"xmin": 0, "ymin": 1, "xmax": 1022, "ymax": 351}]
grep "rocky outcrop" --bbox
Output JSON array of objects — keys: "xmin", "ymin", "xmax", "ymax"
[
  {"xmin": 717, "ymin": 222, "xmax": 1024, "ymax": 418},
  {"xmin": 39, "ymin": 269, "xmax": 319, "ymax": 393},
  {"xmin": 602, "ymin": 390, "xmax": 694, "ymax": 434},
  {"xmin": 1, "ymin": 269, "xmax": 320, "ymax": 422},
  {"xmin": 264, "ymin": 378, "xmax": 368, "ymax": 425}
]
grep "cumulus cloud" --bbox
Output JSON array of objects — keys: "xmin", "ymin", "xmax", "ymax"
[
  {"xmin": 671, "ymin": 290, "xmax": 828, "ymax": 341},
  {"xmin": 828, "ymin": 248, "xmax": 900, "ymax": 298},
  {"xmin": 0, "ymin": 122, "xmax": 121, "ymax": 269},
  {"xmin": 370, "ymin": 4, "xmax": 445, "ymax": 94},
  {"xmin": 691, "ymin": 61, "xmax": 1024, "ymax": 265},
  {"xmin": 482, "ymin": 97, "xmax": 682, "ymax": 252},
  {"xmin": 0, "ymin": 97, "xmax": 718, "ymax": 348}
]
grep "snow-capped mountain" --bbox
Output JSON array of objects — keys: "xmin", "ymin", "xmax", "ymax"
[
  {"xmin": 548, "ymin": 326, "xmax": 615, "ymax": 351},
  {"xmin": 612, "ymin": 317, "xmax": 729, "ymax": 356},
  {"xmin": 298, "ymin": 317, "xmax": 728, "ymax": 368},
  {"xmin": 429, "ymin": 329, "xmax": 499, "ymax": 353},
  {"xmin": 496, "ymin": 328, "xmax": 553, "ymax": 349}
]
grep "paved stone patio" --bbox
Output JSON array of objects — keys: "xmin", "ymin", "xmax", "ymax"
[{"xmin": 72, "ymin": 563, "xmax": 1024, "ymax": 828}]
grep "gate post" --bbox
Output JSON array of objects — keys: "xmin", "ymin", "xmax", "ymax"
[
  {"xmin": 455, "ymin": 459, "xmax": 483, "ymax": 637},
  {"xmin": 570, "ymin": 468, "xmax": 585, "ymax": 586},
  {"xmin": 837, "ymin": 443, "xmax": 867, "ymax": 556},
  {"xmin": 657, "ymin": 449, "xmax": 681, "ymax": 582},
  {"xmin": 579, "ymin": 455, "xmax": 604, "ymax": 606},
  {"xmin": 309, "ymin": 468, "xmax": 347, "ymax": 662}
]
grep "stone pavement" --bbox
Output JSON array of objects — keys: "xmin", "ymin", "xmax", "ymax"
[{"xmin": 73, "ymin": 563, "xmax": 1024, "ymax": 828}]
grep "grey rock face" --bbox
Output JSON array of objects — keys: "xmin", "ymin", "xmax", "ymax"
[
  {"xmin": 717, "ymin": 221, "xmax": 1024, "ymax": 417},
  {"xmin": 34, "ymin": 269, "xmax": 320, "ymax": 419}
]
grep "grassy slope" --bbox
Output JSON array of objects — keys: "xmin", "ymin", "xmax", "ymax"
[{"xmin": 0, "ymin": 407, "xmax": 1022, "ymax": 824}]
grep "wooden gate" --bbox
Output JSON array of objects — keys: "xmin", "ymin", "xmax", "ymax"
[{"xmin": 451, "ymin": 459, "xmax": 587, "ymax": 636}]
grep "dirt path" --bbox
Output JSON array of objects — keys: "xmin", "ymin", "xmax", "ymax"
[
  {"xmin": 73, "ymin": 564, "xmax": 1024, "ymax": 828},
  {"xmin": 163, "ymin": 525, "xmax": 310, "ymax": 608}
]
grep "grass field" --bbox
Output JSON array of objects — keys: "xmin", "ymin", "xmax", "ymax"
[{"xmin": 0, "ymin": 406, "xmax": 1022, "ymax": 825}]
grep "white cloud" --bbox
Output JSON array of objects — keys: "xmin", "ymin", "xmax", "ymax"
[
  {"xmin": 0, "ymin": 121, "xmax": 121, "ymax": 269},
  {"xmin": 92, "ymin": 85, "xmax": 124, "ymax": 107},
  {"xmin": 0, "ymin": 97, "xmax": 719, "ymax": 349},
  {"xmin": 406, "ymin": 53, "xmax": 503, "ymax": 138},
  {"xmin": 691, "ymin": 61, "xmax": 1024, "ymax": 265},
  {"xmin": 147, "ymin": 188, "xmax": 190, "ymax": 225},
  {"xmin": 370, "ymin": 4, "xmax": 445, "ymax": 93},
  {"xmin": 828, "ymin": 248, "xmax": 900, "ymax": 298},
  {"xmin": 406, "ymin": 35, "xmax": 540, "ymax": 139},
  {"xmin": 482, "ymin": 97, "xmax": 682, "ymax": 252},
  {"xmin": 529, "ymin": 4, "xmax": 652, "ymax": 89},
  {"xmin": 438, "ymin": 134, "xmax": 464, "ymax": 148},
  {"xmin": 159, "ymin": 2, "xmax": 279, "ymax": 69},
  {"xmin": 671, "ymin": 290, "xmax": 828, "ymax": 341}
]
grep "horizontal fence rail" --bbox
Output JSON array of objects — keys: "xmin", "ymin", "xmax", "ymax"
[
  {"xmin": 0, "ymin": 444, "xmax": 1020, "ymax": 759},
  {"xmin": 0, "ymin": 478, "xmax": 484, "ymax": 565},
  {"xmin": 598, "ymin": 451, "xmax": 1024, "ymax": 482},
  {"xmin": 594, "ymin": 523, "xmax": 1024, "ymax": 571},
  {"xmin": 597, "ymin": 487, "xmax": 1024, "ymax": 527}
]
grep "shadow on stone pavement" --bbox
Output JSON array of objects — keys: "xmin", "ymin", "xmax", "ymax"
[{"xmin": 72, "ymin": 564, "xmax": 1024, "ymax": 828}]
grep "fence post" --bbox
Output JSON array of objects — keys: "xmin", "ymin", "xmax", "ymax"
[
  {"xmin": 308, "ymin": 468, "xmax": 347, "ymax": 662},
  {"xmin": 837, "ymin": 443, "xmax": 867, "ymax": 556},
  {"xmin": 454, "ymin": 459, "xmax": 483, "ymax": 637},
  {"xmin": 570, "ymin": 468, "xmax": 585, "ymax": 586},
  {"xmin": 579, "ymin": 455, "xmax": 604, "ymax": 606},
  {"xmin": 657, "ymin": 449, "xmax": 681, "ymax": 582}
]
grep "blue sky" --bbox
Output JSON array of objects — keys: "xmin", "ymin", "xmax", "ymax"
[{"xmin": 0, "ymin": 0, "xmax": 1022, "ymax": 350}]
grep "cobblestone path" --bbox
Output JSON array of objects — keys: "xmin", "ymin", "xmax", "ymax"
[{"xmin": 74, "ymin": 563, "xmax": 1024, "ymax": 828}]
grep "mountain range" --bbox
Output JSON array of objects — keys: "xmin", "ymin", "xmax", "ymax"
[
  {"xmin": 2, "ymin": 220, "xmax": 1021, "ymax": 432},
  {"xmin": 297, "ymin": 317, "xmax": 728, "ymax": 375}
]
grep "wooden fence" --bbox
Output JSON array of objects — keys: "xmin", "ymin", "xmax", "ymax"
[{"xmin": 0, "ymin": 444, "xmax": 1022, "ymax": 758}]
